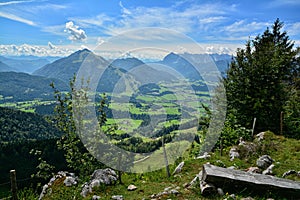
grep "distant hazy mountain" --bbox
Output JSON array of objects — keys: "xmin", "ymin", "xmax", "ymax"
[
  {"xmin": 33, "ymin": 49, "xmax": 144, "ymax": 93},
  {"xmin": 209, "ymin": 53, "xmax": 232, "ymax": 74},
  {"xmin": 6, "ymin": 55, "xmax": 61, "ymax": 62},
  {"xmin": 158, "ymin": 52, "xmax": 231, "ymax": 80},
  {"xmin": 159, "ymin": 52, "xmax": 203, "ymax": 80},
  {"xmin": 0, "ymin": 61, "xmax": 17, "ymax": 72},
  {"xmin": 111, "ymin": 57, "xmax": 145, "ymax": 71},
  {"xmin": 0, "ymin": 71, "xmax": 68, "ymax": 101},
  {"xmin": 0, "ymin": 56, "xmax": 50, "ymax": 73}
]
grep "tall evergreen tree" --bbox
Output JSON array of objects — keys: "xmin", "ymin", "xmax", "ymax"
[{"xmin": 224, "ymin": 19, "xmax": 299, "ymax": 133}]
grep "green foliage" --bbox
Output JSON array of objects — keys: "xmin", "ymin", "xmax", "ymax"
[
  {"xmin": 51, "ymin": 77, "xmax": 103, "ymax": 176},
  {"xmin": 30, "ymin": 149, "xmax": 55, "ymax": 183},
  {"xmin": 197, "ymin": 104, "xmax": 251, "ymax": 150},
  {"xmin": 284, "ymin": 87, "xmax": 300, "ymax": 138},
  {"xmin": 0, "ymin": 107, "xmax": 62, "ymax": 143},
  {"xmin": 218, "ymin": 113, "xmax": 252, "ymax": 148},
  {"xmin": 224, "ymin": 19, "xmax": 299, "ymax": 134}
]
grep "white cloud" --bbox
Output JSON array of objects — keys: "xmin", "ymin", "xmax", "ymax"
[
  {"xmin": 119, "ymin": 1, "xmax": 131, "ymax": 15},
  {"xmin": 286, "ymin": 22, "xmax": 300, "ymax": 36},
  {"xmin": 0, "ymin": 43, "xmax": 76, "ymax": 57},
  {"xmin": 72, "ymin": 2, "xmax": 234, "ymax": 37},
  {"xmin": 0, "ymin": 11, "xmax": 36, "ymax": 26},
  {"xmin": 199, "ymin": 16, "xmax": 226, "ymax": 24},
  {"xmin": 24, "ymin": 3, "xmax": 68, "ymax": 14},
  {"xmin": 65, "ymin": 21, "xmax": 87, "ymax": 41},
  {"xmin": 70, "ymin": 14, "xmax": 112, "ymax": 28},
  {"xmin": 223, "ymin": 20, "xmax": 270, "ymax": 34},
  {"xmin": 0, "ymin": 0, "xmax": 36, "ymax": 6},
  {"xmin": 0, "ymin": 0, "xmax": 49, "ymax": 26}
]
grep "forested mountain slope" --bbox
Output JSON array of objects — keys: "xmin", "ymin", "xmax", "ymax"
[{"xmin": 0, "ymin": 107, "xmax": 61, "ymax": 143}]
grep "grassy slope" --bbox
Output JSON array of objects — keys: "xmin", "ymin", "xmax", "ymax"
[{"xmin": 21, "ymin": 131, "xmax": 299, "ymax": 200}]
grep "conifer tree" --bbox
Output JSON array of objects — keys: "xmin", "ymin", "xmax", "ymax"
[{"xmin": 224, "ymin": 19, "xmax": 299, "ymax": 133}]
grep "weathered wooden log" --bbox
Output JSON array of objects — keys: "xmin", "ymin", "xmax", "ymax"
[
  {"xmin": 202, "ymin": 164, "xmax": 300, "ymax": 198},
  {"xmin": 200, "ymin": 180, "xmax": 216, "ymax": 196},
  {"xmin": 193, "ymin": 170, "xmax": 217, "ymax": 196}
]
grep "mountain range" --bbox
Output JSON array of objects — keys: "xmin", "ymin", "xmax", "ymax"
[
  {"xmin": 0, "ymin": 56, "xmax": 51, "ymax": 73},
  {"xmin": 0, "ymin": 49, "xmax": 232, "ymax": 101},
  {"xmin": 33, "ymin": 48, "xmax": 231, "ymax": 83}
]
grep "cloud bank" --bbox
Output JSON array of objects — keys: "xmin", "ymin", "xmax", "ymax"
[{"xmin": 0, "ymin": 43, "xmax": 75, "ymax": 57}]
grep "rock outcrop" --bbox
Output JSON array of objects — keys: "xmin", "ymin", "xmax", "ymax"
[
  {"xmin": 81, "ymin": 168, "xmax": 118, "ymax": 197},
  {"xmin": 39, "ymin": 171, "xmax": 78, "ymax": 200},
  {"xmin": 256, "ymin": 155, "xmax": 273, "ymax": 169}
]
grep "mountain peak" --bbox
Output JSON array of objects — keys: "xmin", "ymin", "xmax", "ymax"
[
  {"xmin": 78, "ymin": 48, "xmax": 91, "ymax": 53},
  {"xmin": 71, "ymin": 48, "xmax": 92, "ymax": 57}
]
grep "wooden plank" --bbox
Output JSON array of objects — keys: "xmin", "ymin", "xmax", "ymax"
[{"xmin": 202, "ymin": 164, "xmax": 300, "ymax": 198}]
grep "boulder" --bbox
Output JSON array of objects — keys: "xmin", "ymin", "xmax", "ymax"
[
  {"xmin": 91, "ymin": 168, "xmax": 118, "ymax": 185},
  {"xmin": 256, "ymin": 155, "xmax": 273, "ymax": 169},
  {"xmin": 262, "ymin": 164, "xmax": 275, "ymax": 175},
  {"xmin": 172, "ymin": 161, "xmax": 184, "ymax": 175},
  {"xmin": 256, "ymin": 132, "xmax": 265, "ymax": 141},
  {"xmin": 238, "ymin": 137, "xmax": 246, "ymax": 146},
  {"xmin": 127, "ymin": 184, "xmax": 137, "ymax": 191},
  {"xmin": 112, "ymin": 195, "xmax": 123, "ymax": 200},
  {"xmin": 63, "ymin": 176, "xmax": 78, "ymax": 187},
  {"xmin": 229, "ymin": 147, "xmax": 240, "ymax": 161},
  {"xmin": 185, "ymin": 172, "xmax": 201, "ymax": 188},
  {"xmin": 39, "ymin": 171, "xmax": 78, "ymax": 200},
  {"xmin": 92, "ymin": 195, "xmax": 101, "ymax": 200},
  {"xmin": 81, "ymin": 168, "xmax": 118, "ymax": 197},
  {"xmin": 170, "ymin": 189, "xmax": 180, "ymax": 195},
  {"xmin": 150, "ymin": 186, "xmax": 180, "ymax": 198},
  {"xmin": 197, "ymin": 152, "xmax": 211, "ymax": 159},
  {"xmin": 80, "ymin": 184, "xmax": 90, "ymax": 198}
]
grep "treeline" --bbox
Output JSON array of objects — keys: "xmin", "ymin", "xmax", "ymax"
[
  {"xmin": 116, "ymin": 134, "xmax": 173, "ymax": 153},
  {"xmin": 0, "ymin": 107, "xmax": 62, "ymax": 143}
]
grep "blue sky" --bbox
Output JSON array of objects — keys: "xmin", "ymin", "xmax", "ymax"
[{"xmin": 0, "ymin": 0, "xmax": 300, "ymax": 58}]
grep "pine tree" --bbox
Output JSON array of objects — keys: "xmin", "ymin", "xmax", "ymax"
[{"xmin": 224, "ymin": 19, "xmax": 299, "ymax": 133}]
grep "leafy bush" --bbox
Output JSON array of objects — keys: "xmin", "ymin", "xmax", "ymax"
[{"xmin": 218, "ymin": 113, "xmax": 252, "ymax": 148}]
